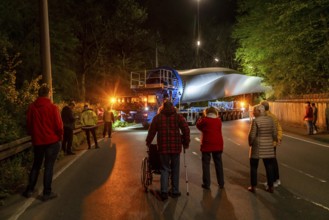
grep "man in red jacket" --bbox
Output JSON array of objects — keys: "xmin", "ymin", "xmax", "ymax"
[
  {"xmin": 196, "ymin": 106, "xmax": 224, "ymax": 190},
  {"xmin": 23, "ymin": 85, "xmax": 63, "ymax": 201},
  {"xmin": 146, "ymin": 101, "xmax": 190, "ymax": 200}
]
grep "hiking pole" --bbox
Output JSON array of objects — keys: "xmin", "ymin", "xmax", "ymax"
[{"xmin": 183, "ymin": 148, "xmax": 189, "ymax": 196}]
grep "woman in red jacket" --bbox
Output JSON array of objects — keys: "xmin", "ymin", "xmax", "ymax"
[{"xmin": 196, "ymin": 106, "xmax": 224, "ymax": 189}]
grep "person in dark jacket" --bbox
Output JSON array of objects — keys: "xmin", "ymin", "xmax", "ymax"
[
  {"xmin": 61, "ymin": 102, "xmax": 76, "ymax": 155},
  {"xmin": 196, "ymin": 106, "xmax": 224, "ymax": 190},
  {"xmin": 23, "ymin": 85, "xmax": 63, "ymax": 201},
  {"xmin": 103, "ymin": 107, "xmax": 114, "ymax": 138},
  {"xmin": 146, "ymin": 101, "xmax": 190, "ymax": 200},
  {"xmin": 311, "ymin": 103, "xmax": 318, "ymax": 134}
]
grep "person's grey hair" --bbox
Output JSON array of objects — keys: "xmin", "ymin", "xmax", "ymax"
[
  {"xmin": 254, "ymin": 104, "xmax": 266, "ymax": 115},
  {"xmin": 204, "ymin": 106, "xmax": 218, "ymax": 116},
  {"xmin": 260, "ymin": 100, "xmax": 270, "ymax": 111}
]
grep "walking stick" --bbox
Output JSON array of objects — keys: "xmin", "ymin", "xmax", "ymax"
[{"xmin": 183, "ymin": 148, "xmax": 189, "ymax": 196}]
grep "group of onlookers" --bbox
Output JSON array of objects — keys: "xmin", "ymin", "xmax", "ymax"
[
  {"xmin": 145, "ymin": 99, "xmax": 282, "ymax": 201},
  {"xmin": 21, "ymin": 84, "xmax": 324, "ymax": 202},
  {"xmin": 304, "ymin": 101, "xmax": 318, "ymax": 135}
]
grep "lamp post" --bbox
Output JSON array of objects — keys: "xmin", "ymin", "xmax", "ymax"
[
  {"xmin": 196, "ymin": 0, "xmax": 201, "ymax": 67},
  {"xmin": 40, "ymin": 0, "xmax": 53, "ymax": 101}
]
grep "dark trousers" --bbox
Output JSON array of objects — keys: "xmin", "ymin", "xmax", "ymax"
[
  {"xmin": 202, "ymin": 151, "xmax": 224, "ymax": 187},
  {"xmin": 25, "ymin": 142, "xmax": 60, "ymax": 195},
  {"xmin": 250, "ymin": 158, "xmax": 275, "ymax": 187},
  {"xmin": 62, "ymin": 127, "xmax": 74, "ymax": 153},
  {"xmin": 159, "ymin": 153, "xmax": 180, "ymax": 194},
  {"xmin": 103, "ymin": 122, "xmax": 113, "ymax": 137},
  {"xmin": 84, "ymin": 127, "xmax": 98, "ymax": 148},
  {"xmin": 273, "ymin": 148, "xmax": 280, "ymax": 180},
  {"xmin": 313, "ymin": 119, "xmax": 318, "ymax": 132}
]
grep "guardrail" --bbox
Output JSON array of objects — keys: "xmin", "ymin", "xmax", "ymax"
[{"xmin": 0, "ymin": 122, "xmax": 104, "ymax": 161}]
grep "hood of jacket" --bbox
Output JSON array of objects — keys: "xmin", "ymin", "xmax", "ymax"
[{"xmin": 160, "ymin": 105, "xmax": 177, "ymax": 117}]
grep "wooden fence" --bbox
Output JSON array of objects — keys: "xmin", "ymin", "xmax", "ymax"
[{"xmin": 269, "ymin": 98, "xmax": 329, "ymax": 129}]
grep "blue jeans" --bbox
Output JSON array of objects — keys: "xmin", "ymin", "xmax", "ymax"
[
  {"xmin": 26, "ymin": 142, "xmax": 60, "ymax": 195},
  {"xmin": 159, "ymin": 153, "xmax": 180, "ymax": 194},
  {"xmin": 306, "ymin": 120, "xmax": 313, "ymax": 135}
]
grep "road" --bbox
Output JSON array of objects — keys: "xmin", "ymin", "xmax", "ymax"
[{"xmin": 3, "ymin": 119, "xmax": 329, "ymax": 220}]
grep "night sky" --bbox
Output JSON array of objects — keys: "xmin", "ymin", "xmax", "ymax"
[{"xmin": 140, "ymin": 0, "xmax": 237, "ymax": 42}]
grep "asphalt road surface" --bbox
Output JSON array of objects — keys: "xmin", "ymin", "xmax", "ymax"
[{"xmin": 3, "ymin": 119, "xmax": 329, "ymax": 220}]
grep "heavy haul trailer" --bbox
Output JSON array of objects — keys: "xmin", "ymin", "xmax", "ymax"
[{"xmin": 130, "ymin": 67, "xmax": 245, "ymax": 128}]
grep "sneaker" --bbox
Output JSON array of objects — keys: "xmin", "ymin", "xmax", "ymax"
[
  {"xmin": 160, "ymin": 192, "xmax": 168, "ymax": 201},
  {"xmin": 313, "ymin": 130, "xmax": 317, "ymax": 134},
  {"xmin": 169, "ymin": 192, "xmax": 181, "ymax": 198},
  {"xmin": 274, "ymin": 179, "xmax": 281, "ymax": 187},
  {"xmin": 201, "ymin": 184, "xmax": 210, "ymax": 190},
  {"xmin": 42, "ymin": 192, "xmax": 58, "ymax": 201},
  {"xmin": 66, "ymin": 151, "xmax": 76, "ymax": 155}
]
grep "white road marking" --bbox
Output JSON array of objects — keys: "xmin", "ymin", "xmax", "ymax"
[
  {"xmin": 194, "ymin": 137, "xmax": 200, "ymax": 142},
  {"xmin": 284, "ymin": 134, "xmax": 329, "ymax": 148},
  {"xmin": 281, "ymin": 163, "xmax": 327, "ymax": 183},
  {"xmin": 10, "ymin": 148, "xmax": 90, "ymax": 220}
]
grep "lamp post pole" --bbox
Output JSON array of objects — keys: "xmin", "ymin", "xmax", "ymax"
[
  {"xmin": 196, "ymin": 0, "xmax": 200, "ymax": 67},
  {"xmin": 40, "ymin": 0, "xmax": 53, "ymax": 101}
]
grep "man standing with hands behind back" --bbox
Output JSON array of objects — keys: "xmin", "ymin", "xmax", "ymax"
[{"xmin": 23, "ymin": 85, "xmax": 63, "ymax": 201}]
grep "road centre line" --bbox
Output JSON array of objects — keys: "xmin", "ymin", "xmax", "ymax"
[{"xmin": 283, "ymin": 134, "xmax": 329, "ymax": 148}]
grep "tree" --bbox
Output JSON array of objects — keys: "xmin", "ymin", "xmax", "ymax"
[{"xmin": 233, "ymin": 0, "xmax": 329, "ymax": 97}]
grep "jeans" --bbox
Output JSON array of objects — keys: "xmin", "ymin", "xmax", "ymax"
[
  {"xmin": 159, "ymin": 153, "xmax": 180, "ymax": 194},
  {"xmin": 202, "ymin": 151, "xmax": 224, "ymax": 187},
  {"xmin": 26, "ymin": 142, "xmax": 60, "ymax": 195},
  {"xmin": 313, "ymin": 119, "xmax": 318, "ymax": 132},
  {"xmin": 250, "ymin": 158, "xmax": 275, "ymax": 187},
  {"xmin": 273, "ymin": 148, "xmax": 280, "ymax": 181},
  {"xmin": 306, "ymin": 120, "xmax": 313, "ymax": 135},
  {"xmin": 62, "ymin": 126, "xmax": 73, "ymax": 153}
]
